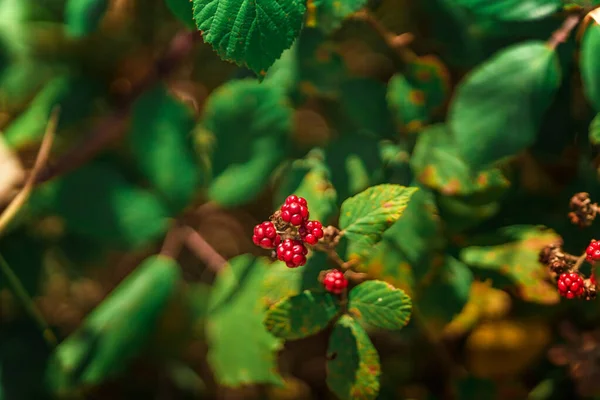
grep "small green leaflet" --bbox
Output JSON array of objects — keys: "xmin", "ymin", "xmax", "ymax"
[
  {"xmin": 192, "ymin": 0, "xmax": 306, "ymax": 74},
  {"xmin": 327, "ymin": 315, "xmax": 380, "ymax": 400},
  {"xmin": 581, "ymin": 23, "xmax": 600, "ymax": 112},
  {"xmin": 348, "ymin": 280, "xmax": 412, "ymax": 331},
  {"xmin": 264, "ymin": 290, "xmax": 340, "ymax": 340},
  {"xmin": 65, "ymin": 0, "xmax": 110, "ymax": 38}
]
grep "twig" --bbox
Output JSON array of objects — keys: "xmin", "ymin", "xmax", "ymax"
[
  {"xmin": 180, "ymin": 225, "xmax": 227, "ymax": 273},
  {"xmin": 33, "ymin": 30, "xmax": 202, "ymax": 185},
  {"xmin": 159, "ymin": 220, "xmax": 185, "ymax": 259},
  {"xmin": 0, "ymin": 108, "xmax": 58, "ymax": 234},
  {"xmin": 573, "ymin": 252, "xmax": 587, "ymax": 271},
  {"xmin": 0, "ymin": 253, "xmax": 57, "ymax": 347},
  {"xmin": 548, "ymin": 14, "xmax": 582, "ymax": 50}
]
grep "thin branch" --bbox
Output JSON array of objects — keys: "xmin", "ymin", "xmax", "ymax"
[
  {"xmin": 0, "ymin": 108, "xmax": 58, "ymax": 235},
  {"xmin": 180, "ymin": 225, "xmax": 227, "ymax": 273},
  {"xmin": 548, "ymin": 14, "xmax": 582, "ymax": 50},
  {"xmin": 159, "ymin": 221, "xmax": 185, "ymax": 259},
  {"xmin": 0, "ymin": 253, "xmax": 57, "ymax": 347},
  {"xmin": 573, "ymin": 252, "xmax": 587, "ymax": 271},
  {"xmin": 33, "ymin": 30, "xmax": 202, "ymax": 185}
]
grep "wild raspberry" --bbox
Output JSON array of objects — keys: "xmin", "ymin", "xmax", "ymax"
[
  {"xmin": 587, "ymin": 240, "xmax": 600, "ymax": 263},
  {"xmin": 280, "ymin": 195, "xmax": 309, "ymax": 226},
  {"xmin": 299, "ymin": 220, "xmax": 324, "ymax": 245},
  {"xmin": 557, "ymin": 272, "xmax": 585, "ymax": 299},
  {"xmin": 252, "ymin": 221, "xmax": 281, "ymax": 249},
  {"xmin": 276, "ymin": 239, "xmax": 308, "ymax": 268},
  {"xmin": 323, "ymin": 270, "xmax": 348, "ymax": 295}
]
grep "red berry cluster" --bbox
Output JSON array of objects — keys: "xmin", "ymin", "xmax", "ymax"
[
  {"xmin": 586, "ymin": 240, "xmax": 600, "ymax": 263},
  {"xmin": 252, "ymin": 195, "xmax": 324, "ymax": 268},
  {"xmin": 557, "ymin": 273, "xmax": 585, "ymax": 299},
  {"xmin": 323, "ymin": 270, "xmax": 348, "ymax": 294}
]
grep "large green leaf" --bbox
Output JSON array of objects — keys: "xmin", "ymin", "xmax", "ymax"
[
  {"xmin": 460, "ymin": 225, "xmax": 560, "ymax": 304},
  {"xmin": 46, "ymin": 255, "xmax": 182, "ymax": 395},
  {"xmin": 339, "ymin": 184, "xmax": 418, "ymax": 262},
  {"xmin": 582, "ymin": 23, "xmax": 600, "ymax": 112},
  {"xmin": 45, "ymin": 162, "xmax": 170, "ymax": 248},
  {"xmin": 199, "ymin": 79, "xmax": 293, "ymax": 207},
  {"xmin": 129, "ymin": 84, "xmax": 201, "ymax": 212},
  {"xmin": 192, "ymin": 0, "xmax": 306, "ymax": 74},
  {"xmin": 452, "ymin": 0, "xmax": 561, "ymax": 21},
  {"xmin": 313, "ymin": 0, "xmax": 368, "ymax": 34},
  {"xmin": 411, "ymin": 124, "xmax": 509, "ymax": 197},
  {"xmin": 326, "ymin": 315, "xmax": 380, "ymax": 400},
  {"xmin": 264, "ymin": 290, "xmax": 340, "ymax": 340},
  {"xmin": 65, "ymin": 0, "xmax": 109, "ymax": 37},
  {"xmin": 207, "ymin": 255, "xmax": 283, "ymax": 386},
  {"xmin": 165, "ymin": 0, "xmax": 196, "ymax": 29},
  {"xmin": 348, "ymin": 280, "xmax": 412, "ymax": 331},
  {"xmin": 448, "ymin": 41, "xmax": 561, "ymax": 170},
  {"xmin": 275, "ymin": 149, "xmax": 337, "ymax": 223}
]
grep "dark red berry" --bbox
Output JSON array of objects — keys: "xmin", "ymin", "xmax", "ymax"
[
  {"xmin": 299, "ymin": 220, "xmax": 324, "ymax": 245},
  {"xmin": 586, "ymin": 240, "xmax": 600, "ymax": 263},
  {"xmin": 280, "ymin": 195, "xmax": 309, "ymax": 226},
  {"xmin": 557, "ymin": 272, "xmax": 585, "ymax": 299},
  {"xmin": 323, "ymin": 270, "xmax": 348, "ymax": 295},
  {"xmin": 252, "ymin": 221, "xmax": 281, "ymax": 249},
  {"xmin": 276, "ymin": 239, "xmax": 308, "ymax": 268}
]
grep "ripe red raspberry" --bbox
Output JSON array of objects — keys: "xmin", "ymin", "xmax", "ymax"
[
  {"xmin": 299, "ymin": 220, "xmax": 324, "ymax": 245},
  {"xmin": 252, "ymin": 221, "xmax": 281, "ymax": 249},
  {"xmin": 586, "ymin": 240, "xmax": 600, "ymax": 263},
  {"xmin": 557, "ymin": 272, "xmax": 585, "ymax": 299},
  {"xmin": 276, "ymin": 239, "xmax": 308, "ymax": 268},
  {"xmin": 280, "ymin": 195, "xmax": 309, "ymax": 226},
  {"xmin": 323, "ymin": 270, "xmax": 348, "ymax": 295}
]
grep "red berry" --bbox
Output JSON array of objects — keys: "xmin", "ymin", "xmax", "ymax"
[
  {"xmin": 323, "ymin": 270, "xmax": 348, "ymax": 295},
  {"xmin": 586, "ymin": 240, "xmax": 600, "ymax": 263},
  {"xmin": 276, "ymin": 239, "xmax": 308, "ymax": 268},
  {"xmin": 299, "ymin": 220, "xmax": 324, "ymax": 245},
  {"xmin": 280, "ymin": 195, "xmax": 309, "ymax": 226},
  {"xmin": 557, "ymin": 272, "xmax": 585, "ymax": 299},
  {"xmin": 252, "ymin": 221, "xmax": 281, "ymax": 249}
]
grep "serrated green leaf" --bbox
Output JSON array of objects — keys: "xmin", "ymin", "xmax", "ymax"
[
  {"xmin": 46, "ymin": 255, "xmax": 181, "ymax": 395},
  {"xmin": 207, "ymin": 255, "xmax": 283, "ymax": 386},
  {"xmin": 452, "ymin": 0, "xmax": 561, "ymax": 21},
  {"xmin": 275, "ymin": 149, "xmax": 337, "ymax": 223},
  {"xmin": 313, "ymin": 0, "xmax": 369, "ymax": 34},
  {"xmin": 192, "ymin": 0, "xmax": 306, "ymax": 74},
  {"xmin": 165, "ymin": 0, "xmax": 196, "ymax": 29},
  {"xmin": 582, "ymin": 23, "xmax": 600, "ymax": 112},
  {"xmin": 449, "ymin": 41, "xmax": 561, "ymax": 170},
  {"xmin": 45, "ymin": 161, "xmax": 170, "ymax": 248},
  {"xmin": 590, "ymin": 113, "xmax": 600, "ymax": 145},
  {"xmin": 129, "ymin": 84, "xmax": 201, "ymax": 212},
  {"xmin": 199, "ymin": 79, "xmax": 293, "ymax": 207},
  {"xmin": 348, "ymin": 280, "xmax": 412, "ymax": 330},
  {"xmin": 264, "ymin": 290, "xmax": 339, "ymax": 340},
  {"xmin": 411, "ymin": 124, "xmax": 509, "ymax": 197},
  {"xmin": 460, "ymin": 225, "xmax": 560, "ymax": 304},
  {"xmin": 65, "ymin": 0, "xmax": 109, "ymax": 38},
  {"xmin": 339, "ymin": 184, "xmax": 418, "ymax": 262},
  {"xmin": 326, "ymin": 315, "xmax": 380, "ymax": 400}
]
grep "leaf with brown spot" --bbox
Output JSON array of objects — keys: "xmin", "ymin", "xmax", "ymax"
[{"xmin": 348, "ymin": 280, "xmax": 412, "ymax": 330}]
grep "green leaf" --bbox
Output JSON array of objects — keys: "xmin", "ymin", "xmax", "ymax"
[
  {"xmin": 275, "ymin": 149, "xmax": 337, "ymax": 223},
  {"xmin": 47, "ymin": 255, "xmax": 181, "ymax": 394},
  {"xmin": 387, "ymin": 74, "xmax": 429, "ymax": 134},
  {"xmin": 129, "ymin": 84, "xmax": 201, "ymax": 212},
  {"xmin": 460, "ymin": 225, "xmax": 560, "ymax": 304},
  {"xmin": 192, "ymin": 0, "xmax": 306, "ymax": 74},
  {"xmin": 582, "ymin": 23, "xmax": 600, "ymax": 112},
  {"xmin": 165, "ymin": 0, "xmax": 196, "ymax": 29},
  {"xmin": 207, "ymin": 255, "xmax": 283, "ymax": 386},
  {"xmin": 264, "ymin": 290, "xmax": 340, "ymax": 340},
  {"xmin": 452, "ymin": 0, "xmax": 561, "ymax": 21},
  {"xmin": 449, "ymin": 41, "xmax": 561, "ymax": 170},
  {"xmin": 326, "ymin": 315, "xmax": 380, "ymax": 400},
  {"xmin": 590, "ymin": 113, "xmax": 600, "ymax": 145},
  {"xmin": 45, "ymin": 161, "xmax": 170, "ymax": 248},
  {"xmin": 411, "ymin": 124, "xmax": 509, "ymax": 197},
  {"xmin": 199, "ymin": 79, "xmax": 293, "ymax": 207},
  {"xmin": 339, "ymin": 184, "xmax": 418, "ymax": 262},
  {"xmin": 348, "ymin": 280, "xmax": 412, "ymax": 331},
  {"xmin": 313, "ymin": 0, "xmax": 369, "ymax": 34},
  {"xmin": 65, "ymin": 0, "xmax": 110, "ymax": 38}
]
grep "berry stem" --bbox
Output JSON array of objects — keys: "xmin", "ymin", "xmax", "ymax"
[{"xmin": 573, "ymin": 252, "xmax": 587, "ymax": 271}]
